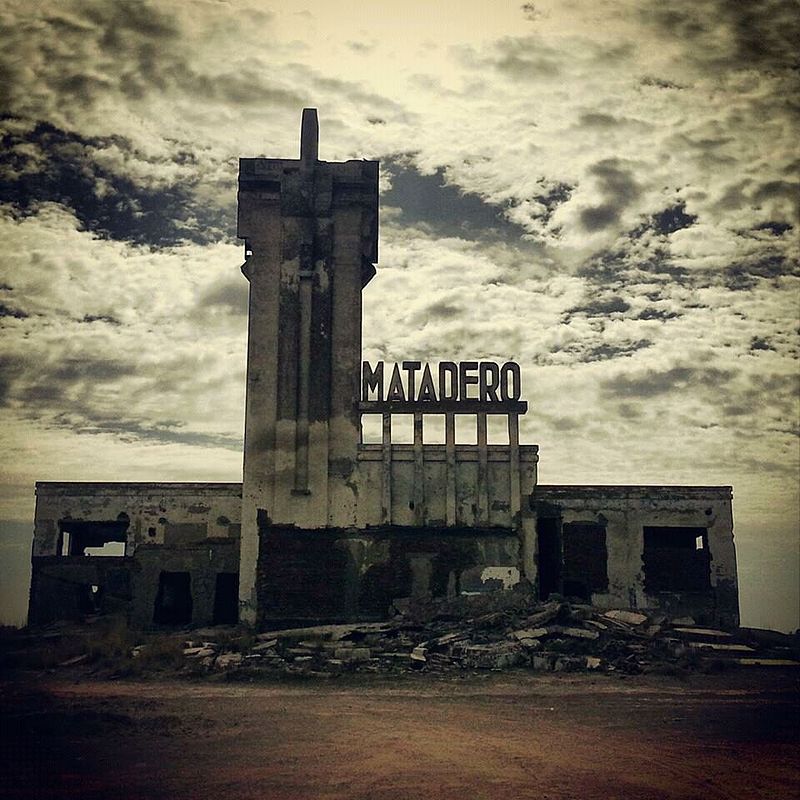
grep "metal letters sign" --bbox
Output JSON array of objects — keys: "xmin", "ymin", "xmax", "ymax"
[{"xmin": 361, "ymin": 361, "xmax": 526, "ymax": 413}]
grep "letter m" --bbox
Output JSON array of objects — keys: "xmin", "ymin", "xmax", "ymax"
[{"xmin": 362, "ymin": 361, "xmax": 384, "ymax": 401}]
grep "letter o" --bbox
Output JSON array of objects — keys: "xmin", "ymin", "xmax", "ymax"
[{"xmin": 500, "ymin": 362, "xmax": 521, "ymax": 402}]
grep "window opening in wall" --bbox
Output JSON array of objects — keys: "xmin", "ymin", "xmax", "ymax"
[
  {"xmin": 422, "ymin": 414, "xmax": 445, "ymax": 443},
  {"xmin": 153, "ymin": 571, "xmax": 193, "ymax": 625},
  {"xmin": 58, "ymin": 519, "xmax": 129, "ymax": 556},
  {"xmin": 390, "ymin": 413, "xmax": 414, "ymax": 443},
  {"xmin": 78, "ymin": 583, "xmax": 104, "ymax": 615},
  {"xmin": 537, "ymin": 516, "xmax": 561, "ymax": 600},
  {"xmin": 213, "ymin": 572, "xmax": 239, "ymax": 625},
  {"xmin": 486, "ymin": 414, "xmax": 509, "ymax": 444},
  {"xmin": 643, "ymin": 526, "xmax": 711, "ymax": 593},
  {"xmin": 84, "ymin": 541, "xmax": 126, "ymax": 557},
  {"xmin": 454, "ymin": 414, "xmax": 476, "ymax": 444},
  {"xmin": 360, "ymin": 413, "xmax": 382, "ymax": 443},
  {"xmin": 562, "ymin": 522, "xmax": 608, "ymax": 602}
]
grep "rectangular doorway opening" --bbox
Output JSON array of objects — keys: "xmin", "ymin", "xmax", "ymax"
[
  {"xmin": 153, "ymin": 571, "xmax": 193, "ymax": 626},
  {"xmin": 562, "ymin": 522, "xmax": 608, "ymax": 602},
  {"xmin": 213, "ymin": 572, "xmax": 239, "ymax": 625},
  {"xmin": 643, "ymin": 526, "xmax": 711, "ymax": 592},
  {"xmin": 537, "ymin": 517, "xmax": 561, "ymax": 601}
]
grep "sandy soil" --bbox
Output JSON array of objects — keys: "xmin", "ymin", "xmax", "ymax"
[{"xmin": 1, "ymin": 669, "xmax": 798, "ymax": 799}]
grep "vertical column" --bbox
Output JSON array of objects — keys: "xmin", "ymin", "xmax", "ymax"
[
  {"xmin": 477, "ymin": 412, "xmax": 488, "ymax": 525},
  {"xmin": 445, "ymin": 412, "xmax": 457, "ymax": 526},
  {"xmin": 293, "ymin": 272, "xmax": 312, "ymax": 493},
  {"xmin": 508, "ymin": 413, "xmax": 521, "ymax": 518},
  {"xmin": 381, "ymin": 412, "xmax": 392, "ymax": 524},
  {"xmin": 413, "ymin": 412, "xmax": 424, "ymax": 524}
]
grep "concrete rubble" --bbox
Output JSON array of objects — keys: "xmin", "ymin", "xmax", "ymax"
[{"xmin": 171, "ymin": 592, "xmax": 800, "ymax": 677}]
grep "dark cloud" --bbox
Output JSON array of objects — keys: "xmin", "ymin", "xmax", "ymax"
[
  {"xmin": 640, "ymin": 76, "xmax": 686, "ymax": 90},
  {"xmin": 198, "ymin": 278, "xmax": 249, "ymax": 316},
  {"xmin": 382, "ymin": 160, "xmax": 530, "ymax": 243},
  {"xmin": 636, "ymin": 308, "xmax": 680, "ymax": 321},
  {"xmin": 754, "ymin": 221, "xmax": 793, "ymax": 236},
  {"xmin": 2, "ymin": 343, "xmax": 241, "ymax": 450},
  {"xmin": 600, "ymin": 366, "xmax": 735, "ymax": 399},
  {"xmin": 651, "ymin": 203, "xmax": 698, "ymax": 235},
  {"xmin": 642, "ymin": 0, "xmax": 800, "ymax": 74},
  {"xmin": 749, "ymin": 336, "xmax": 774, "ymax": 352},
  {"xmin": 578, "ymin": 113, "xmax": 621, "ymax": 128},
  {"xmin": 566, "ymin": 296, "xmax": 631, "ymax": 319},
  {"xmin": 0, "ymin": 303, "xmax": 28, "ymax": 319},
  {"xmin": 0, "ymin": 120, "xmax": 234, "ymax": 246},
  {"xmin": 0, "ymin": 1, "xmax": 296, "ymax": 119},
  {"xmin": 579, "ymin": 159, "xmax": 641, "ymax": 232},
  {"xmin": 724, "ymin": 255, "xmax": 799, "ymax": 291},
  {"xmin": 550, "ymin": 339, "xmax": 653, "ymax": 364},
  {"xmin": 467, "ymin": 35, "xmax": 562, "ymax": 78},
  {"xmin": 81, "ymin": 314, "xmax": 121, "ymax": 325}
]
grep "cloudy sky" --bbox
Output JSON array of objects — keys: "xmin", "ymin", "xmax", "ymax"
[{"xmin": 0, "ymin": 0, "xmax": 797, "ymax": 630}]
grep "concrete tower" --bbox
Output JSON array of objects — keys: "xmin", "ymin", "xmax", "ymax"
[{"xmin": 236, "ymin": 109, "xmax": 379, "ymax": 623}]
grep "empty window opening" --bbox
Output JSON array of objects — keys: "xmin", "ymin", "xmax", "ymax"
[
  {"xmin": 423, "ymin": 414, "xmax": 445, "ymax": 443},
  {"xmin": 58, "ymin": 519, "xmax": 129, "ymax": 556},
  {"xmin": 390, "ymin": 414, "xmax": 414, "ymax": 444},
  {"xmin": 562, "ymin": 522, "xmax": 608, "ymax": 602},
  {"xmin": 360, "ymin": 413, "xmax": 382, "ymax": 444},
  {"xmin": 84, "ymin": 541, "xmax": 126, "ymax": 557},
  {"xmin": 643, "ymin": 526, "xmax": 711, "ymax": 593},
  {"xmin": 78, "ymin": 583, "xmax": 104, "ymax": 615},
  {"xmin": 213, "ymin": 573, "xmax": 239, "ymax": 625},
  {"xmin": 486, "ymin": 414, "xmax": 509, "ymax": 444},
  {"xmin": 537, "ymin": 516, "xmax": 561, "ymax": 601},
  {"xmin": 153, "ymin": 571, "xmax": 193, "ymax": 626},
  {"xmin": 454, "ymin": 414, "xmax": 476, "ymax": 444}
]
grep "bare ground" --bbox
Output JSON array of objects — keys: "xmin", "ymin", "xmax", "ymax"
[{"xmin": 1, "ymin": 669, "xmax": 798, "ymax": 800}]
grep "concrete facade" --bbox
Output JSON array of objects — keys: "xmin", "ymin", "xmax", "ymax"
[
  {"xmin": 27, "ymin": 110, "xmax": 740, "ymax": 630},
  {"xmin": 30, "ymin": 483, "xmax": 241, "ymax": 628}
]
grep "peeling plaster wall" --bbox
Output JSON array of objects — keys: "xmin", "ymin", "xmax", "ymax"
[
  {"xmin": 255, "ymin": 525, "xmax": 521, "ymax": 625},
  {"xmin": 30, "ymin": 483, "xmax": 242, "ymax": 627},
  {"xmin": 533, "ymin": 485, "xmax": 739, "ymax": 628}
]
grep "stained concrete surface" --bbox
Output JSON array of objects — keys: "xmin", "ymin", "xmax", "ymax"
[{"xmin": 1, "ymin": 671, "xmax": 797, "ymax": 799}]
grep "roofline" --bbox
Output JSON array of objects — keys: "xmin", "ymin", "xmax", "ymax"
[
  {"xmin": 36, "ymin": 482, "xmax": 243, "ymax": 493},
  {"xmin": 535, "ymin": 484, "xmax": 733, "ymax": 495}
]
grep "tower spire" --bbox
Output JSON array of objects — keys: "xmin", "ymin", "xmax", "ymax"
[{"xmin": 300, "ymin": 108, "xmax": 319, "ymax": 163}]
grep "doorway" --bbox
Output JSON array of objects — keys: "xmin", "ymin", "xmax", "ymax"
[{"xmin": 537, "ymin": 517, "xmax": 562, "ymax": 600}]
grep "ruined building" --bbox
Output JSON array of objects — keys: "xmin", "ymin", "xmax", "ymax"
[{"xmin": 28, "ymin": 111, "xmax": 740, "ymax": 630}]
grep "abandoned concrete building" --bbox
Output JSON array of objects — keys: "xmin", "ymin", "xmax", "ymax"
[{"xmin": 28, "ymin": 110, "xmax": 740, "ymax": 630}]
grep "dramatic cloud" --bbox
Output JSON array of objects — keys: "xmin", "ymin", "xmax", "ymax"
[{"xmin": 0, "ymin": 0, "xmax": 797, "ymax": 630}]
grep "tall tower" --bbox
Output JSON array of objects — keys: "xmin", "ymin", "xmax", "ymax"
[{"xmin": 237, "ymin": 109, "xmax": 379, "ymax": 623}]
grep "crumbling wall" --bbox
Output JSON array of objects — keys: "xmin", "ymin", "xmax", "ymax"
[
  {"xmin": 532, "ymin": 485, "xmax": 739, "ymax": 628},
  {"xmin": 30, "ymin": 483, "xmax": 242, "ymax": 627},
  {"xmin": 131, "ymin": 539, "xmax": 240, "ymax": 628},
  {"xmin": 255, "ymin": 524, "xmax": 521, "ymax": 627}
]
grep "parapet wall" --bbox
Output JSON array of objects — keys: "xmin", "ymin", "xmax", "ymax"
[{"xmin": 533, "ymin": 485, "xmax": 739, "ymax": 628}]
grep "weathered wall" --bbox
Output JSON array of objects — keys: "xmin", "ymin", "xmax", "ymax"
[
  {"xmin": 256, "ymin": 524, "xmax": 521, "ymax": 626},
  {"xmin": 131, "ymin": 540, "xmax": 240, "ymax": 628},
  {"xmin": 33, "ymin": 482, "xmax": 242, "ymax": 556},
  {"xmin": 533, "ymin": 485, "xmax": 739, "ymax": 628},
  {"xmin": 237, "ymin": 121, "xmax": 379, "ymax": 623},
  {"xmin": 355, "ymin": 444, "xmax": 538, "ymax": 528},
  {"xmin": 30, "ymin": 483, "xmax": 242, "ymax": 627}
]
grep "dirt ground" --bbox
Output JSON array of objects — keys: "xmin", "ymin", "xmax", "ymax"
[{"xmin": 1, "ymin": 669, "xmax": 798, "ymax": 800}]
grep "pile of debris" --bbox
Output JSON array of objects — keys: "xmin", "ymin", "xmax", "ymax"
[{"xmin": 172, "ymin": 594, "xmax": 800, "ymax": 678}]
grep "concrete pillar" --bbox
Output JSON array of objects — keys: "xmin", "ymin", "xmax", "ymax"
[{"xmin": 236, "ymin": 110, "xmax": 378, "ymax": 624}]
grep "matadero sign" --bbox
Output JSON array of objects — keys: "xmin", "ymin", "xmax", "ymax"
[{"xmin": 360, "ymin": 361, "xmax": 527, "ymax": 414}]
